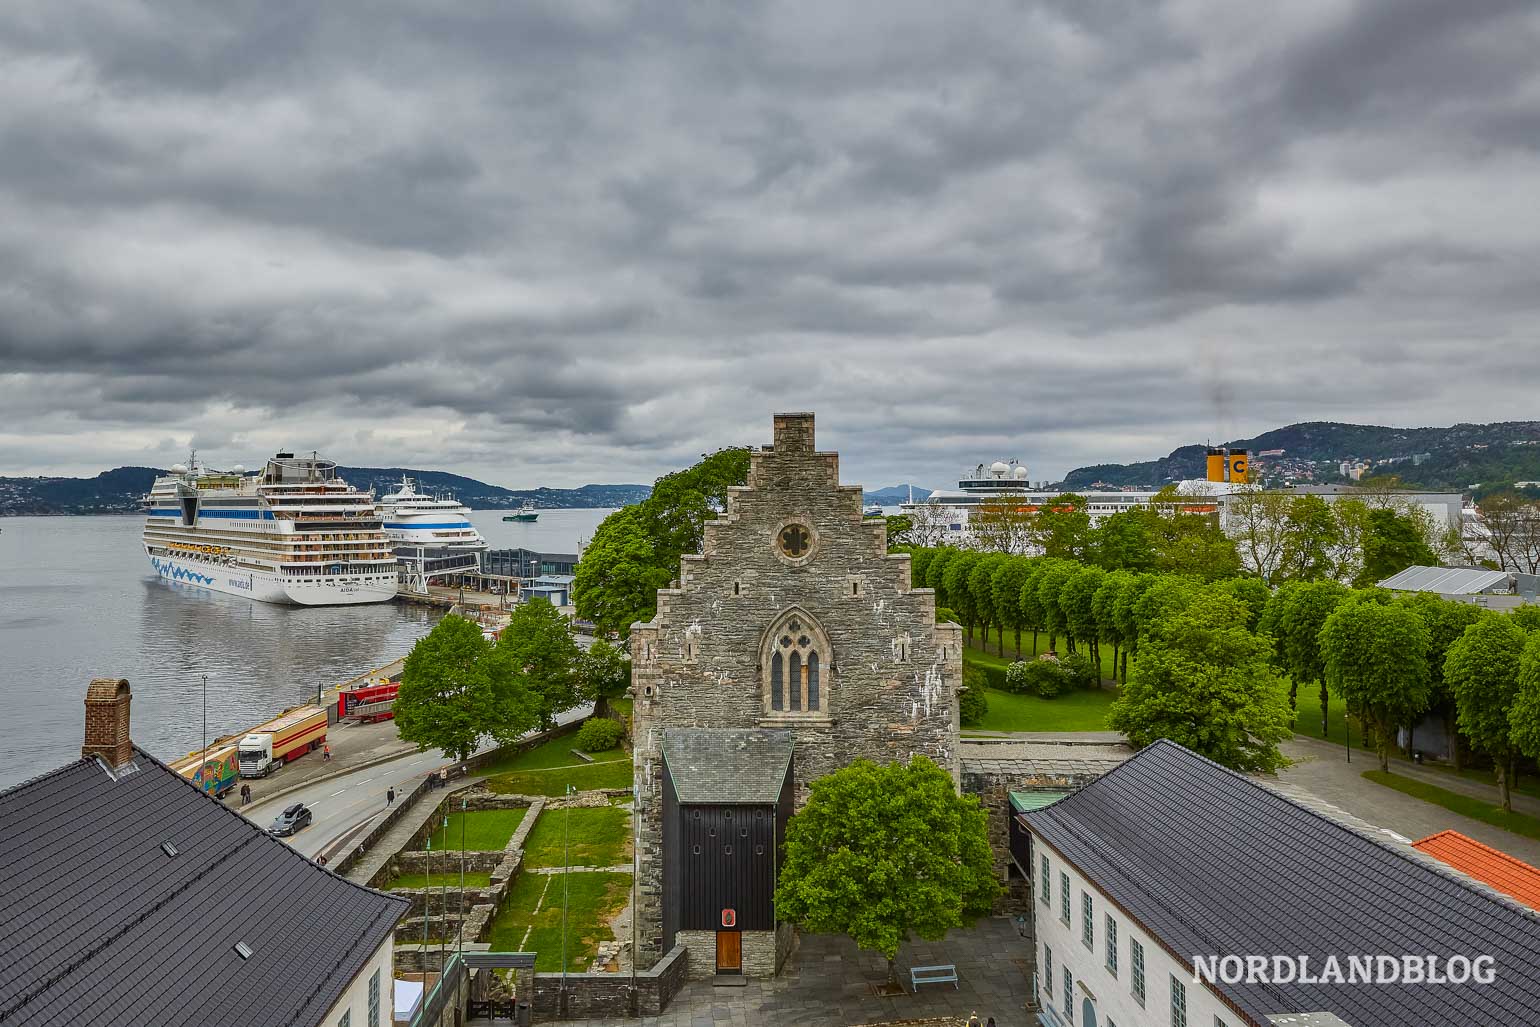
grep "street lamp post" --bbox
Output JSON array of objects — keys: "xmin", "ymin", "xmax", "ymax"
[
  {"xmin": 200, "ymin": 674, "xmax": 209, "ymax": 792},
  {"xmin": 561, "ymin": 783, "xmax": 574, "ymax": 1012},
  {"xmin": 423, "ymin": 837, "xmax": 431, "ymax": 953},
  {"xmin": 458, "ymin": 798, "xmax": 466, "ymax": 960}
]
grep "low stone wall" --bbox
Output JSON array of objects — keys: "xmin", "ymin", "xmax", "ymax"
[
  {"xmin": 461, "ymin": 720, "xmax": 585, "ymax": 775},
  {"xmin": 395, "ymin": 886, "xmax": 504, "ymax": 919},
  {"xmin": 674, "ymin": 923, "xmax": 794, "ymax": 980},
  {"xmin": 960, "ymin": 739, "xmax": 1130, "ymax": 914},
  {"xmin": 529, "ymin": 943, "xmax": 688, "ymax": 1020},
  {"xmin": 395, "ymin": 849, "xmax": 507, "ymax": 875},
  {"xmin": 460, "ymin": 789, "xmax": 541, "ymax": 812}
]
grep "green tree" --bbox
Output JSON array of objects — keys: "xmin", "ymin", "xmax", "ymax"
[
  {"xmin": 397, "ymin": 615, "xmax": 533, "ymax": 762},
  {"xmin": 1215, "ymin": 577, "xmax": 1270, "ymax": 633},
  {"xmin": 1279, "ymin": 494, "xmax": 1340, "ymax": 581},
  {"xmin": 1017, "ymin": 558, "xmax": 1050, "ymax": 655},
  {"xmin": 967, "ymin": 554, "xmax": 1005, "ymax": 654},
  {"xmin": 1108, "ymin": 592, "xmax": 1292, "ymax": 772},
  {"xmin": 1396, "ymin": 593, "xmax": 1483, "ymax": 768},
  {"xmin": 1508, "ymin": 634, "xmax": 1540, "ymax": 776},
  {"xmin": 943, "ymin": 551, "xmax": 983, "ymax": 645},
  {"xmin": 925, "ymin": 547, "xmax": 958, "ymax": 595},
  {"xmin": 1146, "ymin": 487, "xmax": 1242, "ymax": 580},
  {"xmin": 909, "ymin": 547, "xmax": 937, "ymax": 589},
  {"xmin": 1511, "ymin": 606, "xmax": 1540, "ymax": 634},
  {"xmin": 640, "ymin": 447, "xmax": 752, "ymax": 558},
  {"xmin": 1279, "ymin": 579, "xmax": 1348, "ymax": 732},
  {"xmin": 579, "ymin": 638, "xmax": 631, "ymax": 704},
  {"xmin": 1444, "ymin": 615, "xmax": 1527, "ymax": 811},
  {"xmin": 496, "ymin": 598, "xmax": 583, "ymax": 730},
  {"xmin": 775, "ymin": 756, "xmax": 998, "ymax": 986},
  {"xmin": 1320, "ymin": 599, "xmax": 1432, "ymax": 771},
  {"xmin": 1061, "ymin": 565, "xmax": 1105, "ymax": 666},
  {"xmin": 1358, "ymin": 507, "xmax": 1437, "ymax": 587},
  {"xmin": 991, "ymin": 557, "xmax": 1033, "ymax": 659},
  {"xmin": 1091, "ymin": 511, "xmax": 1157, "ymax": 573},
  {"xmin": 1111, "ymin": 573, "xmax": 1156, "ymax": 681},
  {"xmin": 571, "ymin": 505, "xmax": 674, "ymax": 636},
  {"xmin": 1031, "ymin": 494, "xmax": 1092, "ymax": 561},
  {"xmin": 1035, "ymin": 560, "xmax": 1079, "ymax": 653},
  {"xmin": 1092, "ymin": 570, "xmax": 1135, "ymax": 684},
  {"xmin": 884, "ymin": 514, "xmax": 914, "ymax": 546}
]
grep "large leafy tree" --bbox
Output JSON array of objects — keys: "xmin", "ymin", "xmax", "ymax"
[
  {"xmin": 1396, "ymin": 593, "xmax": 1484, "ymax": 768},
  {"xmin": 1092, "ymin": 570, "xmax": 1135, "ymax": 683},
  {"xmin": 1279, "ymin": 579, "xmax": 1348, "ymax": 733},
  {"xmin": 1215, "ymin": 577, "xmax": 1270, "ymax": 633},
  {"xmin": 571, "ymin": 505, "xmax": 673, "ymax": 637},
  {"xmin": 1031, "ymin": 493, "xmax": 1093, "ymax": 561},
  {"xmin": 571, "ymin": 449, "xmax": 750, "ymax": 635},
  {"xmin": 1061, "ymin": 564, "xmax": 1105, "ymax": 665},
  {"xmin": 1320, "ymin": 598, "xmax": 1432, "ymax": 771},
  {"xmin": 991, "ymin": 557, "xmax": 1033, "ymax": 659},
  {"xmin": 1017, "ymin": 558, "xmax": 1051, "ymax": 655},
  {"xmin": 1279, "ymin": 494, "xmax": 1340, "ymax": 581},
  {"xmin": 1227, "ymin": 489, "xmax": 1293, "ymax": 583},
  {"xmin": 1508, "ymin": 634, "xmax": 1540, "ymax": 776},
  {"xmin": 1035, "ymin": 560, "xmax": 1079, "ymax": 652},
  {"xmin": 496, "ymin": 597, "xmax": 584, "ymax": 730},
  {"xmin": 1444, "ymin": 615, "xmax": 1527, "ymax": 811},
  {"xmin": 942, "ymin": 550, "xmax": 983, "ymax": 644},
  {"xmin": 775, "ymin": 756, "xmax": 998, "ymax": 986},
  {"xmin": 397, "ymin": 615, "xmax": 534, "ymax": 762},
  {"xmin": 1358, "ymin": 507, "xmax": 1437, "ymax": 587},
  {"xmin": 1091, "ymin": 510, "xmax": 1157, "ymax": 573},
  {"xmin": 1108, "ymin": 592, "xmax": 1292, "ymax": 772},
  {"xmin": 579, "ymin": 637, "xmax": 631, "ymax": 704}
]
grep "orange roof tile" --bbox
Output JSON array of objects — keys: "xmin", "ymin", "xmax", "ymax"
[{"xmin": 1412, "ymin": 830, "xmax": 1540, "ymax": 911}]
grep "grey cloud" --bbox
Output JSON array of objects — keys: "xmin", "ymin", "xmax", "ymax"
[{"xmin": 2, "ymin": 0, "xmax": 1539, "ymax": 489}]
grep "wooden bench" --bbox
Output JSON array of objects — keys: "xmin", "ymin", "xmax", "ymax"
[{"xmin": 910, "ymin": 964, "xmax": 959, "ymax": 990}]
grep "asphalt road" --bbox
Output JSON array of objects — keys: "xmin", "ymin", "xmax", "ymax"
[{"xmin": 252, "ymin": 702, "xmax": 594, "ymax": 859}]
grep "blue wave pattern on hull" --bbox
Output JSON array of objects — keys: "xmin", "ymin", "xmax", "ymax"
[{"xmin": 149, "ymin": 557, "xmax": 217, "ymax": 585}]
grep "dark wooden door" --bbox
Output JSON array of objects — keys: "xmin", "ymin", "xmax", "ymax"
[{"xmin": 715, "ymin": 930, "xmax": 742, "ymax": 973}]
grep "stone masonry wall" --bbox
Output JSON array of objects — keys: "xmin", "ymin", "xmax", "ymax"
[
  {"xmin": 530, "ymin": 943, "xmax": 689, "ymax": 1021},
  {"xmin": 674, "ymin": 926, "xmax": 793, "ymax": 979},
  {"xmin": 630, "ymin": 413, "xmax": 963, "ymax": 969}
]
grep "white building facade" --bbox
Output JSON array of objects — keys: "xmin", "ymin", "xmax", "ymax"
[{"xmin": 1032, "ymin": 834, "xmax": 1244, "ymax": 1027}]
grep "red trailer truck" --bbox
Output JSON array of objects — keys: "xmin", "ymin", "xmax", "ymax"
[
  {"xmin": 238, "ymin": 705, "xmax": 327, "ymax": 778},
  {"xmin": 338, "ymin": 679, "xmax": 399, "ymax": 723}
]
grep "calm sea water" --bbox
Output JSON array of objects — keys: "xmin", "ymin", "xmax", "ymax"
[{"xmin": 0, "ymin": 508, "xmax": 613, "ymax": 788}]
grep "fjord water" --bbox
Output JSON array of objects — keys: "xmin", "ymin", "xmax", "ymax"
[{"xmin": 0, "ymin": 508, "xmax": 612, "ymax": 788}]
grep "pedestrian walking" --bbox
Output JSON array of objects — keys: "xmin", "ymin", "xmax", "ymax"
[
  {"xmin": 967, "ymin": 1014, "xmax": 981, "ymax": 1027},
  {"xmin": 387, "ymin": 787, "xmax": 396, "ymax": 807},
  {"xmin": 438, "ymin": 767, "xmax": 448, "ymax": 789},
  {"xmin": 322, "ymin": 743, "xmax": 331, "ymax": 763},
  {"xmin": 240, "ymin": 783, "xmax": 252, "ymax": 806}
]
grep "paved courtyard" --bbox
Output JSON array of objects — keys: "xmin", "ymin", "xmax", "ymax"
[{"xmin": 561, "ymin": 917, "xmax": 1035, "ymax": 1027}]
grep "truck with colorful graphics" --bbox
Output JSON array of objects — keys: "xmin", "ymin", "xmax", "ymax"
[
  {"xmin": 168, "ymin": 741, "xmax": 242, "ymax": 797},
  {"xmin": 238, "ymin": 705, "xmax": 328, "ymax": 778}
]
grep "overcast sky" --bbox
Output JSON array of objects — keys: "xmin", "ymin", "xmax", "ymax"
[{"xmin": 2, "ymin": 1, "xmax": 1537, "ymax": 490}]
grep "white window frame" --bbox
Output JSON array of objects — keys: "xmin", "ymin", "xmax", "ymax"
[
  {"xmin": 1081, "ymin": 892, "xmax": 1094, "ymax": 949},
  {"xmin": 1105, "ymin": 914, "xmax": 1118, "ymax": 976},
  {"xmin": 1131, "ymin": 937, "xmax": 1146, "ymax": 1006},
  {"xmin": 1171, "ymin": 974, "xmax": 1188, "ymax": 1027}
]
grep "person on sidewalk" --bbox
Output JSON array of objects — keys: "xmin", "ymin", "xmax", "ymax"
[
  {"xmin": 323, "ymin": 743, "xmax": 332, "ymax": 763},
  {"xmin": 387, "ymin": 787, "xmax": 396, "ymax": 807},
  {"xmin": 438, "ymin": 767, "xmax": 448, "ymax": 789},
  {"xmin": 240, "ymin": 783, "xmax": 252, "ymax": 806}
]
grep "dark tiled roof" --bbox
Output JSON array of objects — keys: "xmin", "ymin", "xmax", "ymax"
[
  {"xmin": 1022, "ymin": 740, "xmax": 1540, "ymax": 1027},
  {"xmin": 0, "ymin": 748, "xmax": 407, "ymax": 1027},
  {"xmin": 660, "ymin": 728, "xmax": 793, "ymax": 803}
]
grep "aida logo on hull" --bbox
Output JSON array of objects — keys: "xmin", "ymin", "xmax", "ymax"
[{"xmin": 228, "ymin": 578, "xmax": 253, "ymax": 590}]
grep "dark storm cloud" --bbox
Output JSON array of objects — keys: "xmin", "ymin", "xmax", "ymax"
[{"xmin": 2, "ymin": 0, "xmax": 1539, "ymax": 488}]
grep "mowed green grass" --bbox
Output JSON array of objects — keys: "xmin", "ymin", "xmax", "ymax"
[
  {"xmin": 482, "ymin": 735, "xmax": 632, "ymax": 796},
  {"xmin": 1363, "ymin": 770, "xmax": 1540, "ymax": 841},
  {"xmin": 424, "ymin": 808, "xmax": 526, "ymax": 851},
  {"xmin": 390, "ymin": 870, "xmax": 494, "ymax": 890},
  {"xmin": 962, "ymin": 641, "xmax": 1120, "ymax": 733},
  {"xmin": 522, "ymin": 806, "xmax": 631, "ymax": 869},
  {"xmin": 488, "ymin": 869, "xmax": 632, "ymax": 971}
]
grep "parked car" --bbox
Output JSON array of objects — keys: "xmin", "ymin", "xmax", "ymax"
[{"xmin": 268, "ymin": 802, "xmax": 313, "ymax": 837}]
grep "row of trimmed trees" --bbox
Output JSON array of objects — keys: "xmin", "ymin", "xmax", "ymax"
[{"xmin": 907, "ymin": 545, "xmax": 1540, "ymax": 803}]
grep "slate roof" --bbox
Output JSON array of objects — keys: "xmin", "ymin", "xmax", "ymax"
[
  {"xmin": 1021, "ymin": 740, "xmax": 1540, "ymax": 1027},
  {"xmin": 660, "ymin": 728, "xmax": 794, "ymax": 803},
  {"xmin": 1413, "ymin": 829, "xmax": 1540, "ymax": 912},
  {"xmin": 0, "ymin": 747, "xmax": 407, "ymax": 1027}
]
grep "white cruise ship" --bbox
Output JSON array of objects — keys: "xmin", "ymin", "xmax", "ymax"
[
  {"xmin": 376, "ymin": 476, "xmax": 488, "ymax": 552},
  {"xmin": 142, "ymin": 452, "xmax": 398, "ymax": 606}
]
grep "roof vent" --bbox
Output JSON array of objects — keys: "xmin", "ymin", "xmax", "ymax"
[
  {"xmin": 160, "ymin": 841, "xmax": 179, "ymax": 858},
  {"xmin": 234, "ymin": 941, "xmax": 254, "ymax": 960}
]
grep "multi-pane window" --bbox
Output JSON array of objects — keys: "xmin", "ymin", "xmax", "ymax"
[
  {"xmin": 1105, "ymin": 914, "xmax": 1118, "ymax": 976},
  {"xmin": 1171, "ymin": 975, "xmax": 1188, "ymax": 1027},
  {"xmin": 1044, "ymin": 945, "xmax": 1054, "ymax": 1001},
  {"xmin": 1064, "ymin": 968, "xmax": 1074, "ymax": 1023},
  {"xmin": 1215, "ymin": 1018, "xmax": 1230, "ymax": 1027},
  {"xmin": 368, "ymin": 970, "xmax": 380, "ymax": 1027},
  {"xmin": 1060, "ymin": 872, "xmax": 1070, "ymax": 923},
  {"xmin": 1131, "ymin": 938, "xmax": 1146, "ymax": 1006},
  {"xmin": 1041, "ymin": 855, "xmax": 1051, "ymax": 905},
  {"xmin": 1081, "ymin": 892, "xmax": 1094, "ymax": 949},
  {"xmin": 337, "ymin": 1013, "xmax": 351, "ymax": 1027}
]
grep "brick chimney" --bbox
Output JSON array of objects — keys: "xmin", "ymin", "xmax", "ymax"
[{"xmin": 82, "ymin": 678, "xmax": 134, "ymax": 768}]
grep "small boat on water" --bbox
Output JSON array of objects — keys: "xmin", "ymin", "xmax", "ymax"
[
  {"xmin": 502, "ymin": 500, "xmax": 539, "ymax": 522},
  {"xmin": 862, "ymin": 503, "xmax": 885, "ymax": 518}
]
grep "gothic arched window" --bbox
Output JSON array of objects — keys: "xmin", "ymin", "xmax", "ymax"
[{"xmin": 762, "ymin": 609, "xmax": 831, "ymax": 717}]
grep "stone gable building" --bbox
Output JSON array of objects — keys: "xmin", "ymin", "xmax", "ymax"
[{"xmin": 629, "ymin": 412, "xmax": 963, "ymax": 977}]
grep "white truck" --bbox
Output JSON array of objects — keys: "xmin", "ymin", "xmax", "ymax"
[{"xmin": 238, "ymin": 705, "xmax": 328, "ymax": 778}]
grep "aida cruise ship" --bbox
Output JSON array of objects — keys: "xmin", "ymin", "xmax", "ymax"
[
  {"xmin": 141, "ymin": 452, "xmax": 397, "ymax": 605},
  {"xmin": 376, "ymin": 476, "xmax": 488, "ymax": 553}
]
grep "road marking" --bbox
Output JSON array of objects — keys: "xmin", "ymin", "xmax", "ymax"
[{"xmin": 329, "ymin": 788, "xmax": 346, "ymax": 797}]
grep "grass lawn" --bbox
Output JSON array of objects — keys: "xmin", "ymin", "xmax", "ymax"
[
  {"xmin": 1362, "ymin": 770, "xmax": 1540, "ymax": 841},
  {"xmin": 522, "ymin": 806, "xmax": 631, "ymax": 869},
  {"xmin": 424, "ymin": 808, "xmax": 526, "ymax": 851},
  {"xmin": 482, "ymin": 734, "xmax": 632, "ymax": 796},
  {"xmin": 961, "ymin": 640, "xmax": 1120, "ymax": 733},
  {"xmin": 488, "ymin": 869, "xmax": 632, "ymax": 971},
  {"xmin": 390, "ymin": 870, "xmax": 494, "ymax": 890},
  {"xmin": 607, "ymin": 697, "xmax": 633, "ymax": 719},
  {"xmin": 968, "ymin": 686, "xmax": 1119, "ymax": 733},
  {"xmin": 967, "ymin": 635, "xmax": 1122, "ymax": 682}
]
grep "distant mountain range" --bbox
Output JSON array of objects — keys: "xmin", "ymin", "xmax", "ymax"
[
  {"xmin": 1060, "ymin": 421, "xmax": 1540, "ymax": 495},
  {"xmin": 862, "ymin": 485, "xmax": 931, "ymax": 505},
  {"xmin": 0, "ymin": 465, "xmax": 652, "ymax": 516}
]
